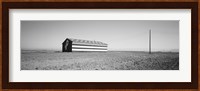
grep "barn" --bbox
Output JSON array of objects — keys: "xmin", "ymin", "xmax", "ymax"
[{"xmin": 62, "ymin": 38, "xmax": 108, "ymax": 52}]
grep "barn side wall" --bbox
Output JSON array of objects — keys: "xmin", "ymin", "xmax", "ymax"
[{"xmin": 71, "ymin": 44, "xmax": 107, "ymax": 51}]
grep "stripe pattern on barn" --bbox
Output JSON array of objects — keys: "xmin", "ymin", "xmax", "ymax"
[{"xmin": 62, "ymin": 38, "xmax": 108, "ymax": 52}]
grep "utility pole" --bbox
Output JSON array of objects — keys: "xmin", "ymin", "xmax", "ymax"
[{"xmin": 149, "ymin": 29, "xmax": 151, "ymax": 54}]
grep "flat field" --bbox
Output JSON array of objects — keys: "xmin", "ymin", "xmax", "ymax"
[{"xmin": 21, "ymin": 51, "xmax": 179, "ymax": 70}]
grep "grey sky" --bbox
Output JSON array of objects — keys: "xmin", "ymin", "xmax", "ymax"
[{"xmin": 21, "ymin": 20, "xmax": 179, "ymax": 52}]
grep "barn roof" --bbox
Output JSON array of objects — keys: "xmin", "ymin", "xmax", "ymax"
[{"xmin": 64, "ymin": 38, "xmax": 108, "ymax": 46}]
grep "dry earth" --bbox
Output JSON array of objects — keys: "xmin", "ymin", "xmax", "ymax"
[{"xmin": 21, "ymin": 51, "xmax": 179, "ymax": 70}]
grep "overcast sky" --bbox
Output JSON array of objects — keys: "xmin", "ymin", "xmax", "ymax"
[{"xmin": 21, "ymin": 20, "xmax": 179, "ymax": 52}]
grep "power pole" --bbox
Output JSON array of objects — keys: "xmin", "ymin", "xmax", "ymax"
[{"xmin": 149, "ymin": 29, "xmax": 151, "ymax": 54}]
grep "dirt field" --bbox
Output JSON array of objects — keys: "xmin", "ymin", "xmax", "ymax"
[{"xmin": 21, "ymin": 51, "xmax": 179, "ymax": 70}]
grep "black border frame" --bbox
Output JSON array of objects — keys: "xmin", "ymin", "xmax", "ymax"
[{"xmin": 2, "ymin": 2, "xmax": 198, "ymax": 89}]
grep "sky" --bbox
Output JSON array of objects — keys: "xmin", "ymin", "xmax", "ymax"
[{"xmin": 21, "ymin": 20, "xmax": 179, "ymax": 52}]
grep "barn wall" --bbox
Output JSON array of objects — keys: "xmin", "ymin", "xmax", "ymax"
[
  {"xmin": 62, "ymin": 39, "xmax": 73, "ymax": 52},
  {"xmin": 72, "ymin": 44, "xmax": 107, "ymax": 51},
  {"xmin": 72, "ymin": 49, "xmax": 107, "ymax": 51},
  {"xmin": 72, "ymin": 45, "xmax": 107, "ymax": 49}
]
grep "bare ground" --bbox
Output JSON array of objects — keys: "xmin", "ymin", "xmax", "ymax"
[{"xmin": 21, "ymin": 51, "xmax": 179, "ymax": 70}]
